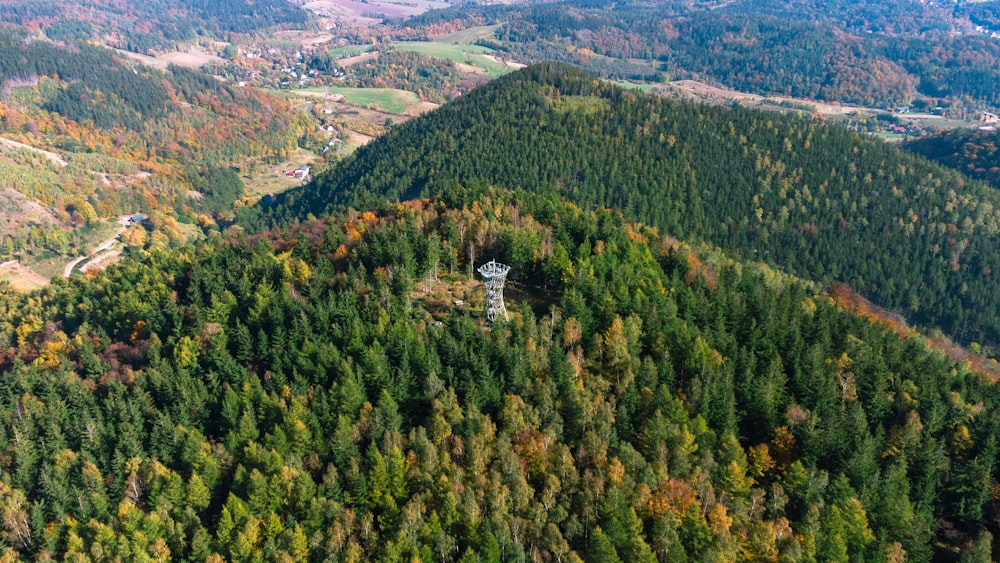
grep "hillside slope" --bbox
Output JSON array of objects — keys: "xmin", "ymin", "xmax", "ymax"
[
  {"xmin": 398, "ymin": 0, "xmax": 1000, "ymax": 108},
  {"xmin": 253, "ymin": 63, "xmax": 1000, "ymax": 349},
  {"xmin": 0, "ymin": 29, "xmax": 311, "ymax": 267},
  {"xmin": 3, "ymin": 189, "xmax": 999, "ymax": 560},
  {"xmin": 904, "ymin": 128, "xmax": 1000, "ymax": 191},
  {"xmin": 0, "ymin": 0, "xmax": 309, "ymax": 54}
]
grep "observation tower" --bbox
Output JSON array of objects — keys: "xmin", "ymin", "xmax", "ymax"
[{"xmin": 478, "ymin": 260, "xmax": 511, "ymax": 322}]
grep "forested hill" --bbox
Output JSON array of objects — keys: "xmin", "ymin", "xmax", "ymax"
[
  {"xmin": 251, "ymin": 63, "xmax": 1000, "ymax": 350},
  {"xmin": 2, "ymin": 189, "xmax": 999, "ymax": 560},
  {"xmin": 0, "ymin": 28, "xmax": 310, "ymax": 261},
  {"xmin": 395, "ymin": 0, "xmax": 1000, "ymax": 106},
  {"xmin": 0, "ymin": 0, "xmax": 309, "ymax": 54},
  {"xmin": 904, "ymin": 129, "xmax": 1000, "ymax": 191}
]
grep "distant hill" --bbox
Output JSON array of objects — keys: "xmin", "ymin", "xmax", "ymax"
[
  {"xmin": 395, "ymin": 0, "xmax": 1000, "ymax": 108},
  {"xmin": 252, "ymin": 63, "xmax": 1000, "ymax": 349},
  {"xmin": 0, "ymin": 0, "xmax": 310, "ymax": 54},
  {"xmin": 904, "ymin": 128, "xmax": 1000, "ymax": 191},
  {"xmin": 0, "ymin": 28, "xmax": 310, "ymax": 263}
]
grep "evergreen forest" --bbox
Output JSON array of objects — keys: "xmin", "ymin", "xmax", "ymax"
[
  {"xmin": 251, "ymin": 63, "xmax": 1000, "ymax": 352},
  {"xmin": 1, "ymin": 188, "xmax": 999, "ymax": 560},
  {"xmin": 1, "ymin": 4, "xmax": 1000, "ymax": 558}
]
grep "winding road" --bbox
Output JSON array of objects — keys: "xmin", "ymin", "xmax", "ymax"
[{"xmin": 63, "ymin": 224, "xmax": 127, "ymax": 278}]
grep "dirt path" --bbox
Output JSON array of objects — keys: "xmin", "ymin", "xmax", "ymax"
[
  {"xmin": 480, "ymin": 54, "xmax": 525, "ymax": 69},
  {"xmin": 64, "ymin": 225, "xmax": 126, "ymax": 278},
  {"xmin": 80, "ymin": 249, "xmax": 122, "ymax": 273},
  {"xmin": 0, "ymin": 137, "xmax": 68, "ymax": 167}
]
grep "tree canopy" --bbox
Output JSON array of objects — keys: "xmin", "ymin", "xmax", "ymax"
[
  {"xmin": 1, "ymin": 188, "xmax": 998, "ymax": 560},
  {"xmin": 250, "ymin": 63, "xmax": 1000, "ymax": 350}
]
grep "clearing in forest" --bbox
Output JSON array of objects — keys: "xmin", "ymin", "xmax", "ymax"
[
  {"xmin": 292, "ymin": 87, "xmax": 420, "ymax": 114},
  {"xmin": 303, "ymin": 0, "xmax": 448, "ymax": 21},
  {"xmin": 0, "ymin": 260, "xmax": 48, "ymax": 291},
  {"xmin": 328, "ymin": 45, "xmax": 377, "ymax": 57},
  {"xmin": 394, "ymin": 42, "xmax": 513, "ymax": 78},
  {"xmin": 115, "ymin": 46, "xmax": 223, "ymax": 70},
  {"xmin": 434, "ymin": 25, "xmax": 502, "ymax": 45},
  {"xmin": 243, "ymin": 147, "xmax": 318, "ymax": 198}
]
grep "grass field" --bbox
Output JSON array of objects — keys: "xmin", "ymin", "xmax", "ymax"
[
  {"xmin": 61, "ymin": 220, "xmax": 128, "ymax": 277},
  {"xmin": 0, "ymin": 252, "xmax": 48, "ymax": 291},
  {"xmin": 435, "ymin": 25, "xmax": 501, "ymax": 45},
  {"xmin": 329, "ymin": 45, "xmax": 376, "ymax": 57},
  {"xmin": 83, "ymin": 220, "xmax": 127, "ymax": 248},
  {"xmin": 272, "ymin": 31, "xmax": 334, "ymax": 47},
  {"xmin": 295, "ymin": 87, "xmax": 420, "ymax": 114},
  {"xmin": 608, "ymin": 80, "xmax": 654, "ymax": 92},
  {"xmin": 15, "ymin": 219, "xmax": 126, "ymax": 280},
  {"xmin": 394, "ymin": 42, "xmax": 513, "ymax": 78},
  {"xmin": 552, "ymin": 95, "xmax": 610, "ymax": 114},
  {"xmin": 4, "ymin": 278, "xmax": 45, "ymax": 292},
  {"xmin": 412, "ymin": 270, "xmax": 557, "ymax": 323},
  {"xmin": 342, "ymin": 131, "xmax": 375, "ymax": 153},
  {"xmin": 115, "ymin": 47, "xmax": 222, "ymax": 70},
  {"xmin": 21, "ymin": 251, "xmax": 67, "ymax": 280},
  {"xmin": 876, "ymin": 132, "xmax": 908, "ymax": 143},
  {"xmin": 301, "ymin": 0, "xmax": 448, "ymax": 20},
  {"xmin": 243, "ymin": 147, "xmax": 317, "ymax": 198},
  {"xmin": 0, "ymin": 262, "xmax": 47, "ymax": 291},
  {"xmin": 658, "ymin": 79, "xmax": 983, "ymax": 133}
]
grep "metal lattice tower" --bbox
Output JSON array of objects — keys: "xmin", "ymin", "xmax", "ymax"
[{"xmin": 478, "ymin": 260, "xmax": 511, "ymax": 322}]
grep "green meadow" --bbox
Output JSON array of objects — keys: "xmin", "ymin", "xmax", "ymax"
[{"xmin": 393, "ymin": 41, "xmax": 514, "ymax": 78}]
